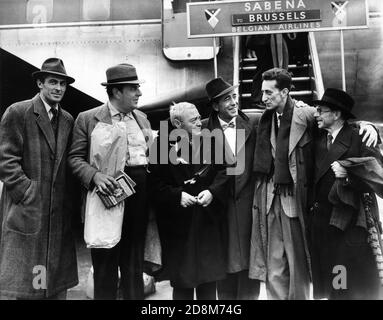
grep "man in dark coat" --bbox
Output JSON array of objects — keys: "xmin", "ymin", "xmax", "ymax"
[
  {"xmin": 68, "ymin": 63, "xmax": 153, "ymax": 300},
  {"xmin": 202, "ymin": 78, "xmax": 261, "ymax": 300},
  {"xmin": 309, "ymin": 88, "xmax": 383, "ymax": 299},
  {"xmin": 0, "ymin": 58, "xmax": 78, "ymax": 299},
  {"xmin": 150, "ymin": 102, "xmax": 229, "ymax": 299}
]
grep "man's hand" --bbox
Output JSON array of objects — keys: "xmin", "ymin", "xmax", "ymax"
[
  {"xmin": 359, "ymin": 122, "xmax": 378, "ymax": 147},
  {"xmin": 93, "ymin": 172, "xmax": 119, "ymax": 196},
  {"xmin": 197, "ymin": 190, "xmax": 213, "ymax": 207},
  {"xmin": 331, "ymin": 161, "xmax": 348, "ymax": 178},
  {"xmin": 181, "ymin": 192, "xmax": 197, "ymax": 208},
  {"xmin": 294, "ymin": 99, "xmax": 310, "ymax": 108}
]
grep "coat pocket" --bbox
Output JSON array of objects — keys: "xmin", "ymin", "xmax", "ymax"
[{"xmin": 5, "ymin": 180, "xmax": 42, "ymax": 235}]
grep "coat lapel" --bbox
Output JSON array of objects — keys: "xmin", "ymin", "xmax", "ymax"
[
  {"xmin": 236, "ymin": 114, "xmax": 252, "ymax": 155},
  {"xmin": 315, "ymin": 124, "xmax": 352, "ymax": 184},
  {"xmin": 94, "ymin": 103, "xmax": 112, "ymax": 124},
  {"xmin": 289, "ymin": 106, "xmax": 308, "ymax": 156},
  {"xmin": 34, "ymin": 94, "xmax": 56, "ymax": 154},
  {"xmin": 52, "ymin": 109, "xmax": 73, "ymax": 182},
  {"xmin": 132, "ymin": 110, "xmax": 153, "ymax": 147}
]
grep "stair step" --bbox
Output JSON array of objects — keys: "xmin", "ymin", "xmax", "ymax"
[
  {"xmin": 240, "ymin": 76, "xmax": 311, "ymax": 83},
  {"xmin": 241, "ymin": 90, "xmax": 313, "ymax": 98},
  {"xmin": 288, "ymin": 64, "xmax": 309, "ymax": 68},
  {"xmin": 241, "ymin": 66, "xmax": 258, "ymax": 71},
  {"xmin": 242, "ymin": 58, "xmax": 258, "ymax": 63}
]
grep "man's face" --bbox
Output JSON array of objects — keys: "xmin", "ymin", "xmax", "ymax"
[
  {"xmin": 119, "ymin": 84, "xmax": 142, "ymax": 112},
  {"xmin": 261, "ymin": 80, "xmax": 287, "ymax": 111},
  {"xmin": 314, "ymin": 106, "xmax": 337, "ymax": 129},
  {"xmin": 37, "ymin": 75, "xmax": 67, "ymax": 106},
  {"xmin": 180, "ymin": 106, "xmax": 202, "ymax": 136},
  {"xmin": 213, "ymin": 90, "xmax": 238, "ymax": 122}
]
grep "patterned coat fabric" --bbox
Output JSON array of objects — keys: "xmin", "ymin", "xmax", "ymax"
[{"xmin": 0, "ymin": 94, "xmax": 78, "ymax": 298}]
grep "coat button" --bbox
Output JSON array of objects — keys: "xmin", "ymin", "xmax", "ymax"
[{"xmin": 314, "ymin": 202, "xmax": 319, "ymax": 208}]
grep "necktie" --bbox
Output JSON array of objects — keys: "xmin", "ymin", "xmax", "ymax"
[
  {"xmin": 50, "ymin": 107, "xmax": 58, "ymax": 138},
  {"xmin": 119, "ymin": 113, "xmax": 126, "ymax": 121},
  {"xmin": 326, "ymin": 133, "xmax": 333, "ymax": 151},
  {"xmin": 222, "ymin": 121, "xmax": 235, "ymax": 131}
]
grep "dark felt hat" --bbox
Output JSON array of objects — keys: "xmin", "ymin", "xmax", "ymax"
[
  {"xmin": 101, "ymin": 63, "xmax": 144, "ymax": 86},
  {"xmin": 205, "ymin": 77, "xmax": 239, "ymax": 101},
  {"xmin": 313, "ymin": 88, "xmax": 355, "ymax": 119},
  {"xmin": 32, "ymin": 58, "xmax": 75, "ymax": 84}
]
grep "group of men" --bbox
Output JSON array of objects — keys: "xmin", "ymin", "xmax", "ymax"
[{"xmin": 0, "ymin": 57, "xmax": 381, "ymax": 300}]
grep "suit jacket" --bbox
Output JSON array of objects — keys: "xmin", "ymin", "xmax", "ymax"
[
  {"xmin": 0, "ymin": 94, "xmax": 78, "ymax": 298},
  {"xmin": 202, "ymin": 110, "xmax": 259, "ymax": 273},
  {"xmin": 68, "ymin": 103, "xmax": 153, "ymax": 219}
]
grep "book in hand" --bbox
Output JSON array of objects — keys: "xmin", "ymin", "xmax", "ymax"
[{"xmin": 96, "ymin": 171, "xmax": 136, "ymax": 209}]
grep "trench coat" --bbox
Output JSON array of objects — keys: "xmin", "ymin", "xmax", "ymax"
[
  {"xmin": 0, "ymin": 94, "xmax": 78, "ymax": 298},
  {"xmin": 202, "ymin": 110, "xmax": 259, "ymax": 273},
  {"xmin": 150, "ymin": 136, "xmax": 230, "ymax": 288}
]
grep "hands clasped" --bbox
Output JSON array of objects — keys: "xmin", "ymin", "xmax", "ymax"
[
  {"xmin": 180, "ymin": 190, "xmax": 213, "ymax": 208},
  {"xmin": 93, "ymin": 172, "xmax": 119, "ymax": 196}
]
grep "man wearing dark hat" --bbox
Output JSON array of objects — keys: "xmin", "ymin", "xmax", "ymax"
[
  {"xmin": 250, "ymin": 68, "xmax": 379, "ymax": 300},
  {"xmin": 203, "ymin": 77, "xmax": 261, "ymax": 300},
  {"xmin": 0, "ymin": 58, "xmax": 78, "ymax": 299},
  {"xmin": 68, "ymin": 63, "xmax": 153, "ymax": 299},
  {"xmin": 309, "ymin": 88, "xmax": 383, "ymax": 299}
]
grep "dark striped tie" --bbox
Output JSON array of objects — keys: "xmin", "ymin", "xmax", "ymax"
[{"xmin": 51, "ymin": 107, "xmax": 58, "ymax": 138}]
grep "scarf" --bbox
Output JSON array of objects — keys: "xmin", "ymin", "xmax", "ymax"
[{"xmin": 253, "ymin": 97, "xmax": 294, "ymax": 195}]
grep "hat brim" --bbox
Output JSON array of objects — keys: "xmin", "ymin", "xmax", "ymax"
[
  {"xmin": 32, "ymin": 70, "xmax": 75, "ymax": 84},
  {"xmin": 211, "ymin": 84, "xmax": 239, "ymax": 100},
  {"xmin": 312, "ymin": 99, "xmax": 356, "ymax": 119},
  {"xmin": 101, "ymin": 79, "xmax": 145, "ymax": 86}
]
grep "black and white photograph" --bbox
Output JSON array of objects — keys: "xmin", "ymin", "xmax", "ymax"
[{"xmin": 0, "ymin": 0, "xmax": 382, "ymax": 307}]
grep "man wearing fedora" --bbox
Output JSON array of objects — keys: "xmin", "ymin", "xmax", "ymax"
[
  {"xmin": 203, "ymin": 77, "xmax": 261, "ymax": 300},
  {"xmin": 250, "ymin": 68, "xmax": 379, "ymax": 300},
  {"xmin": 68, "ymin": 63, "xmax": 153, "ymax": 299},
  {"xmin": 309, "ymin": 88, "xmax": 383, "ymax": 299},
  {"xmin": 0, "ymin": 58, "xmax": 78, "ymax": 299}
]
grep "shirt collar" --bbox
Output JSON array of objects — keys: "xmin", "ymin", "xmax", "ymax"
[
  {"xmin": 331, "ymin": 124, "xmax": 344, "ymax": 141},
  {"xmin": 107, "ymin": 100, "xmax": 133, "ymax": 119},
  {"xmin": 218, "ymin": 116, "xmax": 236, "ymax": 127},
  {"xmin": 40, "ymin": 94, "xmax": 58, "ymax": 114}
]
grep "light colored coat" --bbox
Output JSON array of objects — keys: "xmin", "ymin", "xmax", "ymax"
[{"xmin": 250, "ymin": 105, "xmax": 316, "ymax": 281}]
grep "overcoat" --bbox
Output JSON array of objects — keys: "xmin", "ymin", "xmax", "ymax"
[
  {"xmin": 202, "ymin": 111, "xmax": 259, "ymax": 273},
  {"xmin": 0, "ymin": 94, "xmax": 78, "ymax": 298},
  {"xmin": 150, "ymin": 135, "xmax": 229, "ymax": 288},
  {"xmin": 310, "ymin": 123, "xmax": 383, "ymax": 299}
]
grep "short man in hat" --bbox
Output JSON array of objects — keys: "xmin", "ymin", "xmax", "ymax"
[
  {"xmin": 250, "ymin": 68, "xmax": 379, "ymax": 300},
  {"xmin": 68, "ymin": 63, "xmax": 153, "ymax": 299},
  {"xmin": 203, "ymin": 77, "xmax": 261, "ymax": 300},
  {"xmin": 309, "ymin": 88, "xmax": 383, "ymax": 299},
  {"xmin": 0, "ymin": 58, "xmax": 78, "ymax": 299}
]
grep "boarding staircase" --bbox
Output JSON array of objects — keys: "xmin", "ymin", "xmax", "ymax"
[{"xmin": 238, "ymin": 32, "xmax": 324, "ymax": 110}]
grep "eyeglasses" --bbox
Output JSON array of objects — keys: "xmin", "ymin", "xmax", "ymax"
[{"xmin": 315, "ymin": 107, "xmax": 333, "ymax": 115}]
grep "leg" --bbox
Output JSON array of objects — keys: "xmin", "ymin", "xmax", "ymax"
[
  {"xmin": 280, "ymin": 213, "xmax": 310, "ymax": 300},
  {"xmin": 91, "ymin": 244, "xmax": 120, "ymax": 300},
  {"xmin": 173, "ymin": 287, "xmax": 194, "ymax": 300},
  {"xmin": 196, "ymin": 281, "xmax": 217, "ymax": 300},
  {"xmin": 46, "ymin": 290, "xmax": 67, "ymax": 300},
  {"xmin": 266, "ymin": 195, "xmax": 290, "ymax": 300},
  {"xmin": 217, "ymin": 271, "xmax": 260, "ymax": 300},
  {"xmin": 119, "ymin": 167, "xmax": 149, "ymax": 300}
]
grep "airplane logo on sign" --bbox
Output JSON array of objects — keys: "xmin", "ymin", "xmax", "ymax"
[
  {"xmin": 331, "ymin": 1, "xmax": 349, "ymax": 24},
  {"xmin": 205, "ymin": 8, "xmax": 221, "ymax": 29}
]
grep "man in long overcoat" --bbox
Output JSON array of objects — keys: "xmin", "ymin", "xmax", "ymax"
[
  {"xmin": 0, "ymin": 58, "xmax": 78, "ymax": 299},
  {"xmin": 202, "ymin": 78, "xmax": 261, "ymax": 300},
  {"xmin": 150, "ymin": 102, "xmax": 229, "ymax": 299}
]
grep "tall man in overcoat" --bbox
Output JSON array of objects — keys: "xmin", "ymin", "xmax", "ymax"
[
  {"xmin": 0, "ymin": 58, "xmax": 78, "ymax": 299},
  {"xmin": 68, "ymin": 63, "xmax": 153, "ymax": 300},
  {"xmin": 202, "ymin": 78, "xmax": 261, "ymax": 300},
  {"xmin": 250, "ymin": 68, "xmax": 378, "ymax": 300}
]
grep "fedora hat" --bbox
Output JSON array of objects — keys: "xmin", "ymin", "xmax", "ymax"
[
  {"xmin": 101, "ymin": 63, "xmax": 144, "ymax": 86},
  {"xmin": 205, "ymin": 77, "xmax": 239, "ymax": 101},
  {"xmin": 32, "ymin": 58, "xmax": 75, "ymax": 84},
  {"xmin": 313, "ymin": 88, "xmax": 355, "ymax": 119}
]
